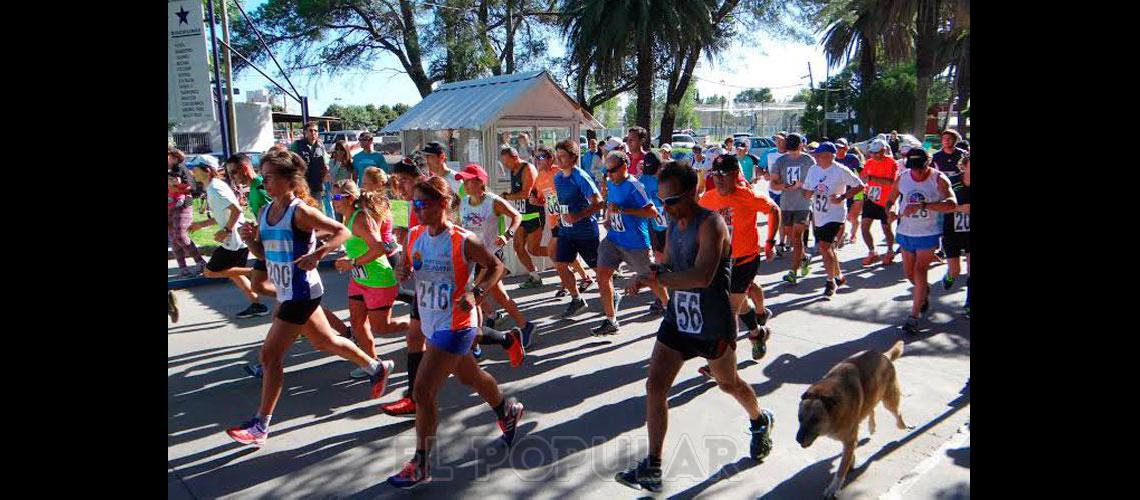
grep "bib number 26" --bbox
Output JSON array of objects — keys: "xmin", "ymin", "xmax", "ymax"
[{"xmin": 674, "ymin": 291, "xmax": 704, "ymax": 335}]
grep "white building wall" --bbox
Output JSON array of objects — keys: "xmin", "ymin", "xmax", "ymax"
[{"xmin": 172, "ymin": 101, "xmax": 273, "ymax": 154}]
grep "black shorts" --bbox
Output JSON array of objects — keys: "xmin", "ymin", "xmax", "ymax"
[
  {"xmin": 205, "ymin": 247, "xmax": 250, "ymax": 272},
  {"xmin": 277, "ymin": 297, "xmax": 322, "ymax": 325},
  {"xmin": 815, "ymin": 222, "xmax": 843, "ymax": 244},
  {"xmin": 550, "ymin": 225, "xmax": 559, "ymax": 238},
  {"xmin": 862, "ymin": 202, "xmax": 888, "ymax": 221},
  {"xmin": 943, "ymin": 232, "xmax": 970, "ymax": 257},
  {"xmin": 729, "ymin": 255, "xmax": 761, "ymax": 294},
  {"xmin": 520, "ymin": 214, "xmax": 544, "ymax": 234},
  {"xmin": 657, "ymin": 327, "xmax": 736, "ymax": 361},
  {"xmin": 649, "ymin": 228, "xmax": 667, "ymax": 253},
  {"xmin": 252, "ymin": 258, "xmax": 267, "ymax": 272},
  {"xmin": 556, "ymin": 236, "xmax": 600, "ymax": 269}
]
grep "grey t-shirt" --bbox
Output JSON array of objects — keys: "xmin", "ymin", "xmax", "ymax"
[{"xmin": 771, "ymin": 152, "xmax": 815, "ymax": 211}]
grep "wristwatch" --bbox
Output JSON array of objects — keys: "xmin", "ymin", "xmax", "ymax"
[
  {"xmin": 503, "ymin": 229, "xmax": 516, "ymax": 240},
  {"xmin": 471, "ymin": 286, "xmax": 486, "ymax": 298}
]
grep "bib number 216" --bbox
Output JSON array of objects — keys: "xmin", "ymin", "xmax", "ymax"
[
  {"xmin": 417, "ymin": 281, "xmax": 451, "ymax": 312},
  {"xmin": 674, "ymin": 291, "xmax": 703, "ymax": 335}
]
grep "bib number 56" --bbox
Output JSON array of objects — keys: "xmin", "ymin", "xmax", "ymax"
[{"xmin": 674, "ymin": 291, "xmax": 703, "ymax": 335}]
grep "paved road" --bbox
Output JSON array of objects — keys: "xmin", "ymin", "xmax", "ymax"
[{"xmin": 168, "ymin": 235, "xmax": 970, "ymax": 499}]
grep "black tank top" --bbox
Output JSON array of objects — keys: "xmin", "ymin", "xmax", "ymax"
[
  {"xmin": 509, "ymin": 162, "xmax": 543, "ymax": 216},
  {"xmin": 661, "ymin": 208, "xmax": 734, "ymax": 341}
]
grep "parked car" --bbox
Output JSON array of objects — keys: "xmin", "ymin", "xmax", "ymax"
[
  {"xmin": 670, "ymin": 133, "xmax": 696, "ymax": 149},
  {"xmin": 319, "ymin": 130, "xmax": 368, "ymax": 154},
  {"xmin": 851, "ymin": 133, "xmax": 923, "ymax": 157},
  {"xmin": 733, "ymin": 133, "xmax": 752, "ymax": 144},
  {"xmin": 748, "ymin": 136, "xmax": 776, "ymax": 158}
]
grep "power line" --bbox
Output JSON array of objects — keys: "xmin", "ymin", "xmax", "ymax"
[{"xmin": 691, "ymin": 75, "xmax": 808, "ymax": 90}]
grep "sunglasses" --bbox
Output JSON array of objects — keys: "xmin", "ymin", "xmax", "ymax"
[
  {"xmin": 658, "ymin": 191, "xmax": 690, "ymax": 206},
  {"xmin": 711, "ymin": 169, "xmax": 735, "ymax": 177},
  {"xmin": 536, "ymin": 154, "xmax": 550, "ymax": 161},
  {"xmin": 332, "ymin": 193, "xmax": 350, "ymax": 201},
  {"xmin": 412, "ymin": 199, "xmax": 442, "ymax": 210}
]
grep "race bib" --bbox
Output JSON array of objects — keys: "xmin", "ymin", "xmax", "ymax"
[
  {"xmin": 608, "ymin": 211, "xmax": 626, "ymax": 232},
  {"xmin": 813, "ymin": 194, "xmax": 830, "ymax": 213},
  {"xmin": 559, "ymin": 204, "xmax": 574, "ymax": 227},
  {"xmin": 351, "ymin": 265, "xmax": 368, "ymax": 281},
  {"xmin": 785, "ymin": 167, "xmax": 801, "ymax": 186},
  {"xmin": 907, "ymin": 202, "xmax": 929, "ymax": 219},
  {"xmin": 513, "ymin": 199, "xmax": 528, "ymax": 213},
  {"xmin": 954, "ymin": 212, "xmax": 970, "ymax": 232},
  {"xmin": 268, "ymin": 261, "xmax": 293, "ymax": 290},
  {"xmin": 543, "ymin": 189, "xmax": 559, "ymax": 214},
  {"xmin": 867, "ymin": 185, "xmax": 882, "ymax": 202},
  {"xmin": 417, "ymin": 280, "xmax": 452, "ymax": 312},
  {"xmin": 674, "ymin": 291, "xmax": 704, "ymax": 335}
]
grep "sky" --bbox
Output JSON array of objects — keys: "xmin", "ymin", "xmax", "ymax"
[{"xmin": 231, "ymin": 3, "xmax": 832, "ymax": 115}]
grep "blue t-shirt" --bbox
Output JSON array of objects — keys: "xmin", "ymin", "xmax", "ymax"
[
  {"xmin": 605, "ymin": 176, "xmax": 652, "ymax": 249},
  {"xmin": 352, "ymin": 151, "xmax": 387, "ymax": 180},
  {"xmin": 582, "ymin": 151, "xmax": 598, "ymax": 175},
  {"xmin": 553, "ymin": 166, "xmax": 601, "ymax": 240},
  {"xmin": 638, "ymin": 173, "xmax": 668, "ymax": 232}
]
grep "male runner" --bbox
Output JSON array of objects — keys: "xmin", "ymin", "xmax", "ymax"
[
  {"xmin": 834, "ymin": 138, "xmax": 864, "ymax": 244},
  {"xmin": 551, "ymin": 139, "xmax": 604, "ymax": 318},
  {"xmin": 617, "ymin": 160, "xmax": 774, "ymax": 492},
  {"xmin": 497, "ymin": 146, "xmax": 546, "ymax": 289},
  {"xmin": 769, "ymin": 133, "xmax": 815, "ymax": 284},
  {"xmin": 942, "ymin": 153, "xmax": 970, "ymax": 316},
  {"xmin": 802, "ymin": 142, "xmax": 865, "ymax": 297},
  {"xmin": 860, "ymin": 139, "xmax": 900, "ymax": 265},
  {"xmin": 763, "ymin": 134, "xmax": 788, "ymax": 254},
  {"xmin": 592, "ymin": 151, "xmax": 669, "ymax": 335},
  {"xmin": 626, "ymin": 126, "xmax": 650, "ymax": 176}
]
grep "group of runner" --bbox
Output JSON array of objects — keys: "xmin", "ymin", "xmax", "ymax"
[{"xmin": 170, "ymin": 126, "xmax": 969, "ymax": 491}]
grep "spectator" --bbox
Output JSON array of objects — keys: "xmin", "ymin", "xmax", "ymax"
[
  {"xmin": 888, "ymin": 130, "xmax": 901, "ymax": 158},
  {"xmin": 353, "ymin": 131, "xmax": 387, "ymax": 180},
  {"xmin": 626, "ymin": 126, "xmax": 649, "ymax": 176},
  {"xmin": 516, "ymin": 131, "xmax": 535, "ymax": 161},
  {"xmin": 168, "ymin": 147, "xmax": 207, "ymax": 278},
  {"xmin": 290, "ymin": 121, "xmax": 331, "ymax": 215}
]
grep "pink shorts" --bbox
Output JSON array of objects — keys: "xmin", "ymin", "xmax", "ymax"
[{"xmin": 347, "ymin": 280, "xmax": 398, "ymax": 310}]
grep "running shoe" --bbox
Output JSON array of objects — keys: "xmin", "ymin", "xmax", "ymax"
[
  {"xmin": 613, "ymin": 292, "xmax": 623, "ymax": 313},
  {"xmin": 775, "ymin": 244, "xmax": 786, "ymax": 258},
  {"xmin": 382, "ymin": 394, "xmax": 416, "ymax": 416},
  {"xmin": 519, "ymin": 276, "xmax": 544, "ymax": 289},
  {"xmin": 823, "ymin": 281, "xmax": 836, "ymax": 297},
  {"xmin": 168, "ymin": 290, "xmax": 179, "ymax": 323},
  {"xmin": 649, "ymin": 298, "xmax": 666, "ymax": 314},
  {"xmin": 782, "ymin": 271, "xmax": 798, "ymax": 284},
  {"xmin": 387, "ymin": 459, "xmax": 431, "ymax": 489},
  {"xmin": 750, "ymin": 326, "xmax": 772, "ymax": 360},
  {"xmin": 520, "ymin": 321, "xmax": 535, "ymax": 348},
  {"xmin": 472, "ymin": 344, "xmax": 484, "ymax": 360},
  {"xmin": 368, "ymin": 360, "xmax": 396, "ymax": 399},
  {"xmin": 555, "ymin": 288, "xmax": 570, "ymax": 298},
  {"xmin": 862, "ymin": 252, "xmax": 879, "ymax": 266},
  {"xmin": 243, "ymin": 363, "xmax": 263, "ymax": 379},
  {"xmin": 591, "ymin": 318, "xmax": 620, "ymax": 336},
  {"xmin": 757, "ymin": 307, "xmax": 773, "ymax": 326},
  {"xmin": 881, "ymin": 251, "xmax": 896, "ymax": 266},
  {"xmin": 483, "ymin": 310, "xmax": 507, "ymax": 329},
  {"xmin": 698, "ymin": 365, "xmax": 713, "ymax": 379},
  {"xmin": 506, "ymin": 328, "xmax": 525, "ymax": 368},
  {"xmin": 750, "ymin": 409, "xmax": 775, "ymax": 461},
  {"xmin": 834, "ymin": 276, "xmax": 847, "ymax": 288},
  {"xmin": 921, "ymin": 296, "xmax": 930, "ymax": 314},
  {"xmin": 942, "ymin": 273, "xmax": 955, "ymax": 290},
  {"xmin": 578, "ymin": 277, "xmax": 595, "ymax": 293},
  {"xmin": 226, "ymin": 418, "xmax": 268, "ymax": 447},
  {"xmin": 559, "ymin": 297, "xmax": 588, "ymax": 318},
  {"xmin": 902, "ymin": 316, "xmax": 921, "ymax": 335},
  {"xmin": 799, "ymin": 258, "xmax": 811, "ymax": 277},
  {"xmin": 349, "ymin": 366, "xmax": 369, "ymax": 380},
  {"xmin": 615, "ymin": 458, "xmax": 663, "ymax": 492},
  {"xmin": 235, "ymin": 303, "xmax": 264, "ymax": 319},
  {"xmin": 497, "ymin": 397, "xmax": 525, "ymax": 446}
]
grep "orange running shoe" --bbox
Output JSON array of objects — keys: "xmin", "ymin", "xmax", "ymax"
[{"xmin": 506, "ymin": 328, "xmax": 526, "ymax": 368}]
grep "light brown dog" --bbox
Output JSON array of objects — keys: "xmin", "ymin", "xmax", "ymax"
[{"xmin": 795, "ymin": 340, "xmax": 913, "ymax": 498}]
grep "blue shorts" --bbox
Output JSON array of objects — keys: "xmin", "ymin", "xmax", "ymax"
[
  {"xmin": 897, "ymin": 234, "xmax": 941, "ymax": 253},
  {"xmin": 427, "ymin": 327, "xmax": 479, "ymax": 355},
  {"xmin": 555, "ymin": 236, "xmax": 600, "ymax": 268}
]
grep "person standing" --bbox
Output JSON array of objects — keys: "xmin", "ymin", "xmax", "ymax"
[
  {"xmin": 581, "ymin": 136, "xmax": 600, "ymax": 176},
  {"xmin": 769, "ymin": 133, "xmax": 815, "ymax": 284},
  {"xmin": 421, "ymin": 141, "xmax": 464, "ymax": 200},
  {"xmin": 888, "ymin": 130, "xmax": 902, "ymax": 158},
  {"xmin": 617, "ymin": 161, "xmax": 774, "ymax": 492},
  {"xmin": 551, "ymin": 139, "xmax": 604, "ymax": 318},
  {"xmin": 169, "ymin": 147, "xmax": 208, "ymax": 277},
  {"xmin": 352, "ymin": 131, "xmax": 388, "ymax": 180},
  {"xmin": 291, "ymin": 122, "xmax": 331, "ymax": 216},
  {"xmin": 860, "ymin": 139, "xmax": 900, "ymax": 265},
  {"xmin": 802, "ymin": 142, "xmax": 865, "ymax": 297},
  {"xmin": 592, "ymin": 151, "xmax": 669, "ymax": 336},
  {"xmin": 886, "ymin": 148, "xmax": 957, "ymax": 334}
]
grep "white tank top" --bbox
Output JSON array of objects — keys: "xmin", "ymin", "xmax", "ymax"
[
  {"xmin": 459, "ymin": 193, "xmax": 503, "ymax": 250},
  {"xmin": 896, "ymin": 168, "xmax": 948, "ymax": 237},
  {"xmin": 259, "ymin": 198, "xmax": 324, "ymax": 301},
  {"xmin": 407, "ymin": 224, "xmax": 476, "ymax": 334}
]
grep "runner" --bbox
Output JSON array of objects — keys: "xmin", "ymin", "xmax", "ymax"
[
  {"xmin": 618, "ymin": 161, "xmax": 774, "ymax": 492},
  {"xmin": 769, "ymin": 133, "xmax": 815, "ymax": 284},
  {"xmin": 942, "ymin": 153, "xmax": 970, "ymax": 317},
  {"xmin": 331, "ymin": 179, "xmax": 411, "ymax": 379},
  {"xmin": 930, "ymin": 129, "xmax": 968, "ymax": 261},
  {"xmin": 169, "ymin": 147, "xmax": 207, "ymax": 277},
  {"xmin": 386, "ymin": 177, "xmax": 526, "ymax": 489},
  {"xmin": 802, "ymin": 142, "xmax": 865, "ymax": 297},
  {"xmin": 860, "ymin": 139, "xmax": 900, "ymax": 265},
  {"xmin": 698, "ymin": 154, "xmax": 781, "ymax": 362},
  {"xmin": 592, "ymin": 151, "xmax": 669, "ymax": 336},
  {"xmin": 421, "ymin": 141, "xmax": 464, "ymax": 198},
  {"xmin": 691, "ymin": 145, "xmax": 709, "ymax": 194},
  {"xmin": 885, "ymin": 148, "xmax": 957, "ymax": 334},
  {"xmin": 551, "ymin": 139, "xmax": 604, "ymax": 318},
  {"xmin": 457, "ymin": 163, "xmax": 536, "ymax": 349},
  {"xmin": 762, "ymin": 134, "xmax": 788, "ymax": 255},
  {"xmin": 497, "ymin": 146, "xmax": 546, "ymax": 289},
  {"xmin": 226, "ymin": 150, "xmax": 395, "ymax": 447},
  {"xmin": 834, "ymin": 138, "xmax": 864, "ymax": 244},
  {"xmin": 187, "ymin": 155, "xmax": 270, "ymax": 318},
  {"xmin": 639, "ymin": 151, "xmax": 670, "ymax": 284},
  {"xmin": 360, "ymin": 166, "xmax": 389, "ymax": 194},
  {"xmin": 626, "ymin": 126, "xmax": 650, "ymax": 176},
  {"xmin": 534, "ymin": 144, "xmax": 593, "ymax": 298}
]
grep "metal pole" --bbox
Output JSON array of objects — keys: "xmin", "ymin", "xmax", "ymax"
[
  {"xmin": 206, "ymin": 0, "xmax": 231, "ymax": 160},
  {"xmin": 301, "ymin": 96, "xmax": 310, "ymax": 126},
  {"xmin": 823, "ymin": 63, "xmax": 829, "ymax": 139},
  {"xmin": 220, "ymin": 0, "xmax": 238, "ymax": 154}
]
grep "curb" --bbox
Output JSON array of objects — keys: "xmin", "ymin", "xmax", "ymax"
[{"xmin": 168, "ymin": 257, "xmax": 340, "ymax": 290}]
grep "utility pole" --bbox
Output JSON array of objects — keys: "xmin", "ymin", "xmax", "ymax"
[
  {"xmin": 822, "ymin": 63, "xmax": 829, "ymax": 139},
  {"xmin": 206, "ymin": 0, "xmax": 231, "ymax": 160},
  {"xmin": 220, "ymin": 0, "xmax": 238, "ymax": 154}
]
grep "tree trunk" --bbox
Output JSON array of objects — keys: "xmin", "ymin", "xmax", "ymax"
[
  {"xmin": 913, "ymin": 0, "xmax": 941, "ymax": 134},
  {"xmin": 955, "ymin": 33, "xmax": 970, "ymax": 136},
  {"xmin": 504, "ymin": 0, "xmax": 516, "ymax": 74},
  {"xmin": 659, "ymin": 44, "xmax": 700, "ymax": 148},
  {"xmin": 859, "ymin": 34, "xmax": 876, "ymax": 140},
  {"xmin": 479, "ymin": 0, "xmax": 501, "ymax": 75},
  {"xmin": 399, "ymin": 0, "xmax": 434, "ymax": 97},
  {"xmin": 635, "ymin": 35, "xmax": 654, "ymax": 130}
]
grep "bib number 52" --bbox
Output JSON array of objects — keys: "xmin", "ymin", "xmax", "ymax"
[{"xmin": 674, "ymin": 291, "xmax": 704, "ymax": 335}]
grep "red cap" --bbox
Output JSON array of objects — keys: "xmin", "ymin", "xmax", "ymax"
[{"xmin": 454, "ymin": 163, "xmax": 488, "ymax": 184}]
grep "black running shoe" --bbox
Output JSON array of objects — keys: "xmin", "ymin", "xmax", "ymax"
[
  {"xmin": 615, "ymin": 458, "xmax": 663, "ymax": 492},
  {"xmin": 903, "ymin": 316, "xmax": 921, "ymax": 335},
  {"xmin": 823, "ymin": 281, "xmax": 836, "ymax": 297},
  {"xmin": 648, "ymin": 298, "xmax": 666, "ymax": 314},
  {"xmin": 577, "ymin": 278, "xmax": 595, "ymax": 293},
  {"xmin": 497, "ymin": 397, "xmax": 525, "ymax": 446},
  {"xmin": 591, "ymin": 318, "xmax": 620, "ymax": 336},
  {"xmin": 554, "ymin": 288, "xmax": 570, "ymax": 298},
  {"xmin": 236, "ymin": 303, "xmax": 264, "ymax": 319},
  {"xmin": 750, "ymin": 409, "xmax": 775, "ymax": 461},
  {"xmin": 559, "ymin": 297, "xmax": 588, "ymax": 318},
  {"xmin": 750, "ymin": 326, "xmax": 772, "ymax": 360}
]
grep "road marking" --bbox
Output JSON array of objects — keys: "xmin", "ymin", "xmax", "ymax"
[{"xmin": 879, "ymin": 420, "xmax": 970, "ymax": 500}]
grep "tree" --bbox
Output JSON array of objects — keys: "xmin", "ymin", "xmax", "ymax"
[
  {"xmin": 321, "ymin": 103, "xmax": 413, "ymax": 131},
  {"xmin": 791, "ymin": 88, "xmax": 812, "ymax": 102},
  {"xmin": 734, "ymin": 88, "xmax": 774, "ymax": 103}
]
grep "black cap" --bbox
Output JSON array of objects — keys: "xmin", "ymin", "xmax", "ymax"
[
  {"xmin": 711, "ymin": 153, "xmax": 740, "ymax": 172},
  {"xmin": 422, "ymin": 141, "xmax": 446, "ymax": 156},
  {"xmin": 904, "ymin": 148, "xmax": 929, "ymax": 168}
]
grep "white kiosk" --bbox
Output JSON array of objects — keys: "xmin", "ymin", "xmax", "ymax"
[{"xmin": 382, "ymin": 70, "xmax": 603, "ymax": 274}]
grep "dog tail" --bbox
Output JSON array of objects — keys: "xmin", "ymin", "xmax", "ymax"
[{"xmin": 885, "ymin": 340, "xmax": 904, "ymax": 361}]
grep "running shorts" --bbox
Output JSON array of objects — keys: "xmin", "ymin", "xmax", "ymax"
[
  {"xmin": 782, "ymin": 210, "xmax": 809, "ymax": 226},
  {"xmin": 206, "ymin": 247, "xmax": 250, "ymax": 272},
  {"xmin": 597, "ymin": 238, "xmax": 653, "ymax": 274},
  {"xmin": 521, "ymin": 214, "xmax": 544, "ymax": 234},
  {"xmin": 862, "ymin": 202, "xmax": 888, "ymax": 221},
  {"xmin": 943, "ymin": 232, "xmax": 970, "ymax": 258},
  {"xmin": 814, "ymin": 222, "xmax": 843, "ymax": 244},
  {"xmin": 427, "ymin": 327, "xmax": 478, "ymax": 355},
  {"xmin": 473, "ymin": 248, "xmax": 506, "ymax": 277},
  {"xmin": 656, "ymin": 326, "xmax": 735, "ymax": 361},
  {"xmin": 348, "ymin": 280, "xmax": 398, "ymax": 310},
  {"xmin": 729, "ymin": 254, "xmax": 761, "ymax": 294},
  {"xmin": 277, "ymin": 297, "xmax": 322, "ymax": 325},
  {"xmin": 556, "ymin": 236, "xmax": 600, "ymax": 268},
  {"xmin": 897, "ymin": 233, "xmax": 941, "ymax": 253},
  {"xmin": 649, "ymin": 228, "xmax": 667, "ymax": 253}
]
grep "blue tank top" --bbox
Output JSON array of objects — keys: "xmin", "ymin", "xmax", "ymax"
[
  {"xmin": 660, "ymin": 208, "xmax": 733, "ymax": 341},
  {"xmin": 259, "ymin": 198, "xmax": 324, "ymax": 301}
]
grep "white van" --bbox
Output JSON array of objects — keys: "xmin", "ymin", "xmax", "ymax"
[{"xmin": 319, "ymin": 130, "xmax": 368, "ymax": 154}]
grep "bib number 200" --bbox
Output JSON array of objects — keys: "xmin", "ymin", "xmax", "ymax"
[
  {"xmin": 674, "ymin": 291, "xmax": 704, "ymax": 335},
  {"xmin": 268, "ymin": 262, "xmax": 292, "ymax": 289}
]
